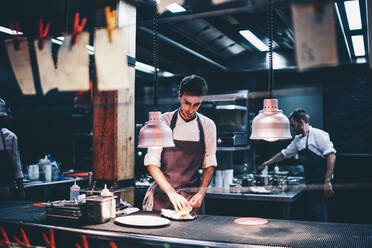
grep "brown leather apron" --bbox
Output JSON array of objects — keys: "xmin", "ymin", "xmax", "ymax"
[{"xmin": 143, "ymin": 110, "xmax": 205, "ymax": 213}]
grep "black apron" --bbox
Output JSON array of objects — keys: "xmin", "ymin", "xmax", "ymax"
[
  {"xmin": 143, "ymin": 110, "xmax": 206, "ymax": 214},
  {"xmin": 0, "ymin": 129, "xmax": 17, "ymax": 200},
  {"xmin": 298, "ymin": 129, "xmax": 328, "ymax": 221}
]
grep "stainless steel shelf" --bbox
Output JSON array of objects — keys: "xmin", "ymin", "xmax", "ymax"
[
  {"xmin": 215, "ymin": 105, "xmax": 247, "ymax": 110},
  {"xmin": 216, "ymin": 145, "xmax": 250, "ymax": 151}
]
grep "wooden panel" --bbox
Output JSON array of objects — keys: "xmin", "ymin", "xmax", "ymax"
[{"xmin": 93, "ymin": 0, "xmax": 136, "ymax": 181}]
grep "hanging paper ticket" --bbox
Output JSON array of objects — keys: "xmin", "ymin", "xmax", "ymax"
[
  {"xmin": 57, "ymin": 33, "xmax": 90, "ymax": 91},
  {"xmin": 5, "ymin": 38, "xmax": 36, "ymax": 94},
  {"xmin": 292, "ymin": 2, "xmax": 338, "ymax": 71},
  {"xmin": 34, "ymin": 39, "xmax": 59, "ymax": 94},
  {"xmin": 95, "ymin": 28, "xmax": 130, "ymax": 91}
]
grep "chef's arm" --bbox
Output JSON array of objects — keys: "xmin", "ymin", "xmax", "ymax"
[
  {"xmin": 147, "ymin": 165, "xmax": 191, "ymax": 210},
  {"xmin": 16, "ymin": 178, "xmax": 25, "ymax": 200},
  {"xmin": 198, "ymin": 166, "xmax": 215, "ymax": 196},
  {"xmin": 324, "ymin": 153, "xmax": 336, "ymax": 183},
  {"xmin": 189, "ymin": 166, "xmax": 214, "ymax": 208},
  {"xmin": 323, "ymin": 153, "xmax": 336, "ymax": 198},
  {"xmin": 257, "ymin": 152, "xmax": 285, "ymax": 173}
]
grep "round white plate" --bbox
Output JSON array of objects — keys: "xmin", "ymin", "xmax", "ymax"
[{"xmin": 115, "ymin": 215, "xmax": 170, "ymax": 227}]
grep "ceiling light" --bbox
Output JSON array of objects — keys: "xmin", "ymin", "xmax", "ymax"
[
  {"xmin": 351, "ymin": 35, "xmax": 365, "ymax": 56},
  {"xmin": 239, "ymin": 30, "xmax": 269, "ymax": 52},
  {"xmin": 344, "ymin": 0, "xmax": 362, "ymax": 30},
  {"xmin": 334, "ymin": 2, "xmax": 352, "ymax": 60},
  {"xmin": 160, "ymin": 71, "xmax": 175, "ymax": 77},
  {"xmin": 138, "ymin": 111, "xmax": 175, "ymax": 148},
  {"xmin": 249, "ymin": 1, "xmax": 291, "ymax": 142},
  {"xmin": 135, "ymin": 61, "xmax": 156, "ymax": 73},
  {"xmin": 166, "ymin": 3, "xmax": 186, "ymax": 13},
  {"xmin": 356, "ymin": 57, "xmax": 366, "ymax": 63},
  {"xmin": 250, "ymin": 99, "xmax": 291, "ymax": 142}
]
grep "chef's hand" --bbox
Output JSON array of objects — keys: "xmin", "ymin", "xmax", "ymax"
[
  {"xmin": 189, "ymin": 192, "xmax": 205, "ymax": 208},
  {"xmin": 168, "ymin": 192, "xmax": 192, "ymax": 211},
  {"xmin": 324, "ymin": 182, "xmax": 335, "ymax": 198},
  {"xmin": 256, "ymin": 163, "xmax": 266, "ymax": 174}
]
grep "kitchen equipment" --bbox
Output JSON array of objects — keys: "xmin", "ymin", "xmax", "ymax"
[
  {"xmin": 217, "ymin": 132, "xmax": 248, "ymax": 147},
  {"xmin": 70, "ymin": 181, "xmax": 80, "ymax": 201},
  {"xmin": 242, "ymin": 174, "xmax": 255, "ymax": 186},
  {"xmin": 85, "ymin": 195, "xmax": 116, "ymax": 223},
  {"xmin": 44, "ymin": 200, "xmax": 83, "ymax": 221},
  {"xmin": 254, "ymin": 175, "xmax": 272, "ymax": 186},
  {"xmin": 27, "ymin": 164, "xmax": 39, "ymax": 180},
  {"xmin": 115, "ymin": 215, "xmax": 170, "ymax": 227}
]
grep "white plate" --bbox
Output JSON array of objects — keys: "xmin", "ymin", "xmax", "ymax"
[{"xmin": 115, "ymin": 215, "xmax": 170, "ymax": 227}]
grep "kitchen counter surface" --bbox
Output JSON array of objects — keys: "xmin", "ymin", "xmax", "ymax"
[
  {"xmin": 206, "ymin": 185, "xmax": 304, "ymax": 203},
  {"xmin": 0, "ymin": 201, "xmax": 371, "ymax": 248}
]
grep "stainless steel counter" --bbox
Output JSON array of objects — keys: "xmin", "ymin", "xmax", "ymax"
[{"xmin": 0, "ymin": 201, "xmax": 371, "ymax": 248}]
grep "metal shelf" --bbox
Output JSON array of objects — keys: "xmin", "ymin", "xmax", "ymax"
[
  {"xmin": 216, "ymin": 145, "xmax": 250, "ymax": 151},
  {"xmin": 215, "ymin": 105, "xmax": 247, "ymax": 110}
]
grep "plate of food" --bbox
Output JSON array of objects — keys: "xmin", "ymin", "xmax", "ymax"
[{"xmin": 161, "ymin": 207, "xmax": 197, "ymax": 221}]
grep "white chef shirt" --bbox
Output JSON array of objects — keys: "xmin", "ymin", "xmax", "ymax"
[
  {"xmin": 144, "ymin": 110, "xmax": 217, "ymax": 168},
  {"xmin": 0, "ymin": 128, "xmax": 24, "ymax": 179},
  {"xmin": 281, "ymin": 126, "xmax": 336, "ymax": 159}
]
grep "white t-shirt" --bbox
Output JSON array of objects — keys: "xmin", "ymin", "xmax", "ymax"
[
  {"xmin": 0, "ymin": 128, "xmax": 24, "ymax": 179},
  {"xmin": 144, "ymin": 110, "xmax": 217, "ymax": 168},
  {"xmin": 281, "ymin": 126, "xmax": 336, "ymax": 159}
]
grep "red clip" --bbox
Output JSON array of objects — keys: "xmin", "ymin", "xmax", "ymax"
[
  {"xmin": 75, "ymin": 235, "xmax": 88, "ymax": 248},
  {"xmin": 71, "ymin": 12, "xmax": 87, "ymax": 45},
  {"xmin": 10, "ymin": 22, "xmax": 21, "ymax": 50},
  {"xmin": 42, "ymin": 229, "xmax": 55, "ymax": 248},
  {"xmin": 13, "ymin": 228, "xmax": 30, "ymax": 248},
  {"xmin": 0, "ymin": 227, "xmax": 10, "ymax": 248},
  {"xmin": 38, "ymin": 19, "xmax": 50, "ymax": 50},
  {"xmin": 109, "ymin": 241, "xmax": 118, "ymax": 248}
]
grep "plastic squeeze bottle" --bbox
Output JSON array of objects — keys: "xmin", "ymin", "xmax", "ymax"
[{"xmin": 70, "ymin": 181, "xmax": 80, "ymax": 201}]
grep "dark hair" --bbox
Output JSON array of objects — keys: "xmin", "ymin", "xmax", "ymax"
[
  {"xmin": 179, "ymin": 75, "xmax": 208, "ymax": 96},
  {"xmin": 289, "ymin": 109, "xmax": 309, "ymax": 123}
]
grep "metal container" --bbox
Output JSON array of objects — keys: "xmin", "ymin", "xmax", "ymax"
[
  {"xmin": 85, "ymin": 195, "xmax": 116, "ymax": 223},
  {"xmin": 254, "ymin": 175, "xmax": 272, "ymax": 186}
]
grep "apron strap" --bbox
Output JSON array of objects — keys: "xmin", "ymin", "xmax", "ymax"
[
  {"xmin": 305, "ymin": 129, "xmax": 310, "ymax": 149},
  {"xmin": 196, "ymin": 114, "xmax": 205, "ymax": 155}
]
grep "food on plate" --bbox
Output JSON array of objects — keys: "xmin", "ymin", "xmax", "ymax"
[{"xmin": 161, "ymin": 207, "xmax": 195, "ymax": 220}]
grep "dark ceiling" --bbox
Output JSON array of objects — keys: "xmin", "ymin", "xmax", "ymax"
[
  {"xmin": 135, "ymin": 0, "xmax": 368, "ymax": 76},
  {"xmin": 0, "ymin": 0, "xmax": 369, "ymax": 79}
]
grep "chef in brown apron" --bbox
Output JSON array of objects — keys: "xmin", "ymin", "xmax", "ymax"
[{"xmin": 143, "ymin": 75, "xmax": 217, "ymax": 213}]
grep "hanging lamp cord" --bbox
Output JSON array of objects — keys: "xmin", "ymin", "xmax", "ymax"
[
  {"xmin": 267, "ymin": 0, "xmax": 274, "ymax": 99},
  {"xmin": 153, "ymin": 1, "xmax": 159, "ymax": 110}
]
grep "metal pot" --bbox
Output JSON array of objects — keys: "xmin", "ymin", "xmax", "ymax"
[
  {"xmin": 254, "ymin": 175, "xmax": 272, "ymax": 186},
  {"xmin": 85, "ymin": 195, "xmax": 116, "ymax": 223}
]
